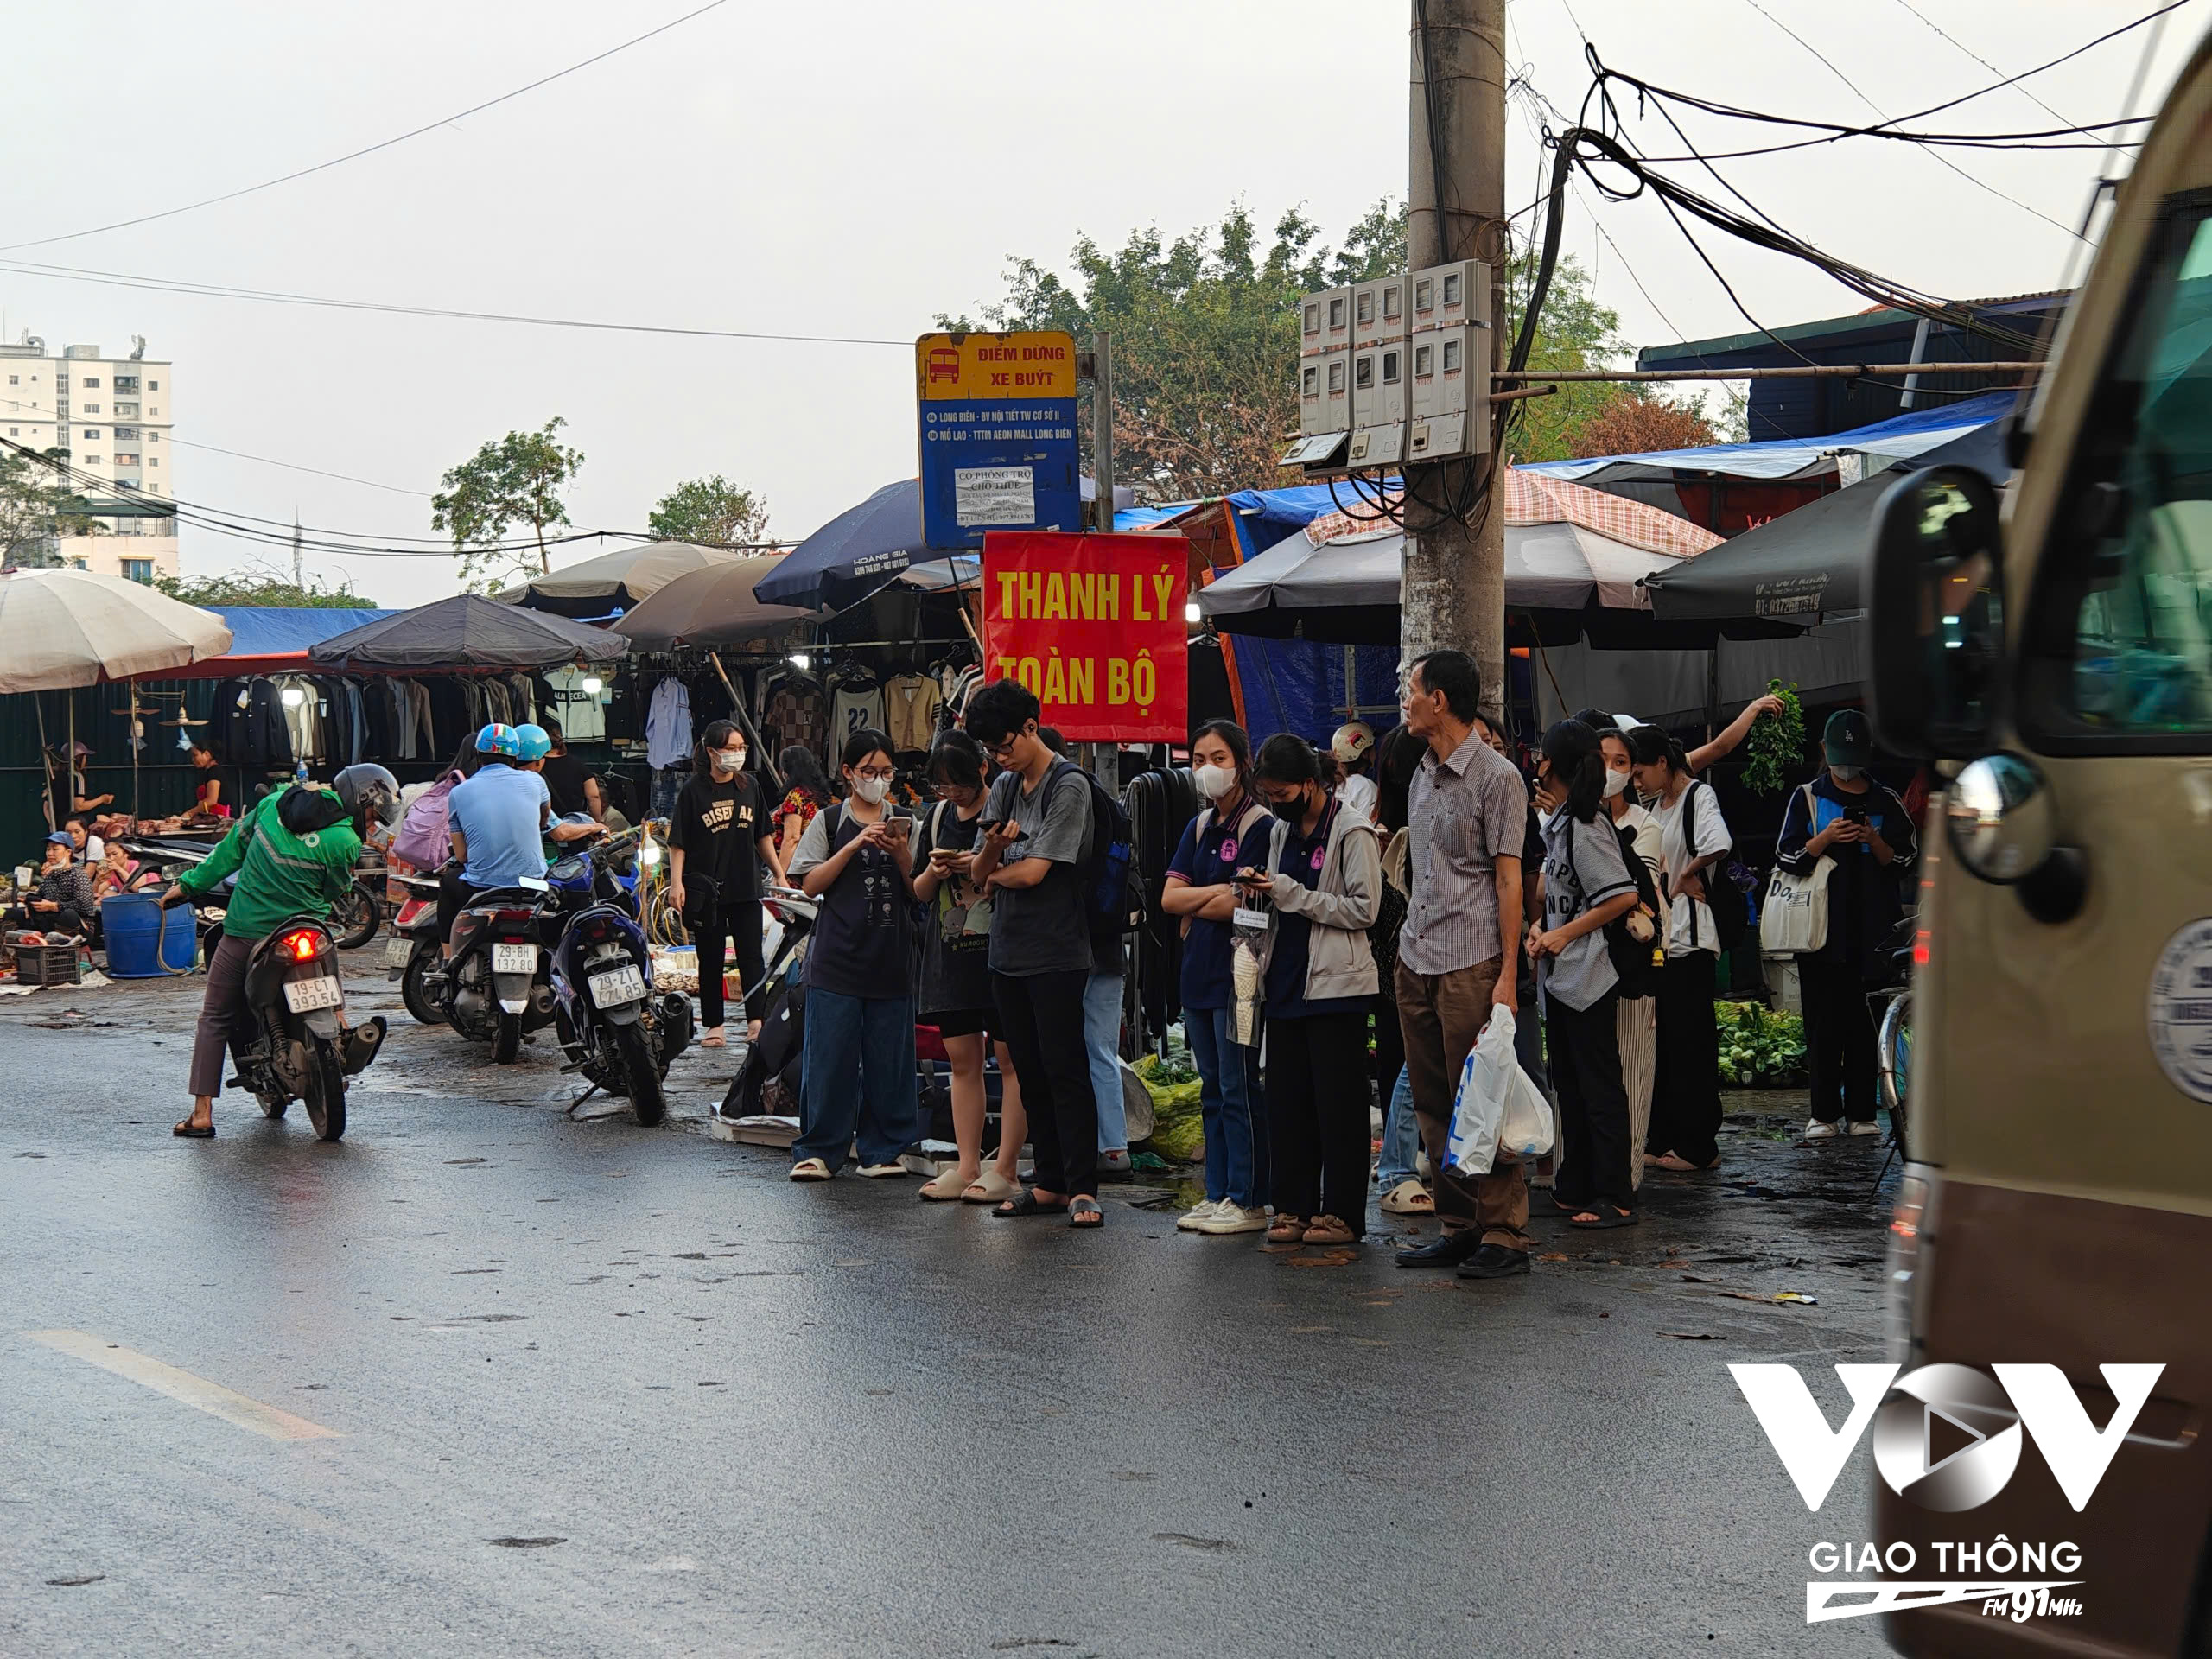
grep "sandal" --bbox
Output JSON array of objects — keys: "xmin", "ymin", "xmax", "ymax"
[
  {"xmin": 1068, "ymin": 1197, "xmax": 1103, "ymax": 1229},
  {"xmin": 788, "ymin": 1157, "xmax": 832, "ymax": 1182},
  {"xmin": 1379, "ymin": 1179, "xmax": 1434, "ymax": 1216},
  {"xmin": 991, "ymin": 1189, "xmax": 1069, "ymax": 1219},
  {"xmin": 700, "ymin": 1027, "xmax": 727, "ymax": 1049},
  {"xmin": 1267, "ymin": 1214, "xmax": 1307, "ymax": 1243},
  {"xmin": 962, "ymin": 1169, "xmax": 1021, "ymax": 1205},
  {"xmin": 172, "ymin": 1120, "xmax": 214, "ymax": 1139},
  {"xmin": 1568, "ymin": 1205, "xmax": 1638, "ymax": 1230},
  {"xmin": 1302, "ymin": 1215, "xmax": 1357, "ymax": 1245},
  {"xmin": 918, "ymin": 1167, "xmax": 979, "ymax": 1201},
  {"xmin": 1648, "ymin": 1152, "xmax": 1717, "ymax": 1173}
]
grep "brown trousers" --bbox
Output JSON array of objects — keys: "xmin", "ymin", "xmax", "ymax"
[{"xmin": 1395, "ymin": 957, "xmax": 1533, "ymax": 1249}]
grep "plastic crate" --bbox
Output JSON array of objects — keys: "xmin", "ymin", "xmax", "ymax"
[{"xmin": 16, "ymin": 944, "xmax": 81, "ymax": 986}]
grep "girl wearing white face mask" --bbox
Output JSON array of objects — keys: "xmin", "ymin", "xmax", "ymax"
[
  {"xmin": 1160, "ymin": 719, "xmax": 1275, "ymax": 1234},
  {"xmin": 669, "ymin": 719, "xmax": 781, "ymax": 1049},
  {"xmin": 785, "ymin": 729, "xmax": 920, "ymax": 1180}
]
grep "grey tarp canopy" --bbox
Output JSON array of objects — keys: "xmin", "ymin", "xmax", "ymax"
[
  {"xmin": 492, "ymin": 540, "xmax": 741, "ymax": 619},
  {"xmin": 611, "ymin": 554, "xmax": 810, "ymax": 649},
  {"xmin": 308, "ymin": 593, "xmax": 630, "ymax": 670},
  {"xmin": 1642, "ymin": 420, "xmax": 2012, "ymax": 625}
]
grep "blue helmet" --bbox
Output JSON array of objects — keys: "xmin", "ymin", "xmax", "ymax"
[
  {"xmin": 513, "ymin": 723, "xmax": 552, "ymax": 764},
  {"xmin": 475, "ymin": 722, "xmax": 522, "ymax": 759}
]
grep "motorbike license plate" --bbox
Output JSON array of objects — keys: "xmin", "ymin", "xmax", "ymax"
[
  {"xmin": 589, "ymin": 964, "xmax": 647, "ymax": 1007},
  {"xmin": 384, "ymin": 936, "xmax": 414, "ymax": 969},
  {"xmin": 283, "ymin": 976, "xmax": 344, "ymax": 1014},
  {"xmin": 491, "ymin": 944, "xmax": 537, "ymax": 975}
]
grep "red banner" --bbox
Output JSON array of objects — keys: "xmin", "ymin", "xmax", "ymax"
[{"xmin": 980, "ymin": 531, "xmax": 1189, "ymax": 742}]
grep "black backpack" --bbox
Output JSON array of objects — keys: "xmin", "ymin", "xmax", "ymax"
[
  {"xmin": 1688, "ymin": 780, "xmax": 1750, "ymax": 951},
  {"xmin": 1046, "ymin": 760, "xmax": 1142, "ymax": 940},
  {"xmin": 1564, "ymin": 815, "xmax": 1665, "ymax": 1000}
]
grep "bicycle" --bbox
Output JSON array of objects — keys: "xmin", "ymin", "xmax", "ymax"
[{"xmin": 1866, "ymin": 914, "xmax": 1916, "ymax": 1185}]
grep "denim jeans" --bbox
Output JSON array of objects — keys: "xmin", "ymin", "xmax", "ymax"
[
  {"xmin": 792, "ymin": 987, "xmax": 918, "ymax": 1173},
  {"xmin": 1084, "ymin": 970, "xmax": 1127, "ymax": 1154},
  {"xmin": 1376, "ymin": 1065, "xmax": 1421, "ymax": 1189},
  {"xmin": 1185, "ymin": 1005, "xmax": 1268, "ymax": 1208}
]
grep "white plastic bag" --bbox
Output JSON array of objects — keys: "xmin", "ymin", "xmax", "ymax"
[{"xmin": 1446, "ymin": 1006, "xmax": 1554, "ymax": 1174}]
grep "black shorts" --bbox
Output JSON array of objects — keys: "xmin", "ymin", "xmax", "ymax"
[{"xmin": 924, "ymin": 1007, "xmax": 994, "ymax": 1041}]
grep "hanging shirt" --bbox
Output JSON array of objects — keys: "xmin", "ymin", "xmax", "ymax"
[
  {"xmin": 830, "ymin": 677, "xmax": 887, "ymax": 747},
  {"xmin": 763, "ymin": 677, "xmax": 827, "ymax": 759},
  {"xmin": 543, "ymin": 666, "xmax": 606, "ymax": 742},
  {"xmin": 882, "ymin": 674, "xmax": 943, "ymax": 755},
  {"xmin": 1654, "ymin": 780, "xmax": 1732, "ymax": 958},
  {"xmin": 645, "ymin": 677, "xmax": 693, "ymax": 769}
]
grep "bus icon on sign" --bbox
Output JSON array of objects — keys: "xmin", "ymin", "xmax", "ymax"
[{"xmin": 927, "ymin": 347, "xmax": 961, "ymax": 385}]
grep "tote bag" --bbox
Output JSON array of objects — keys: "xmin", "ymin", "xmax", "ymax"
[
  {"xmin": 1758, "ymin": 785, "xmax": 1834, "ymax": 956},
  {"xmin": 392, "ymin": 770, "xmax": 464, "ymax": 870}
]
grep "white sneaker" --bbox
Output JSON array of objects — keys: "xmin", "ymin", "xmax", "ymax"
[
  {"xmin": 1804, "ymin": 1120, "xmax": 1839, "ymax": 1141},
  {"xmin": 1847, "ymin": 1120, "xmax": 1884, "ymax": 1137},
  {"xmin": 1176, "ymin": 1199, "xmax": 1224, "ymax": 1232},
  {"xmin": 1196, "ymin": 1201, "xmax": 1270, "ymax": 1236}
]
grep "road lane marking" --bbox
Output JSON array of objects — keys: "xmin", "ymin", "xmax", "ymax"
[{"xmin": 23, "ymin": 1330, "xmax": 343, "ymax": 1442}]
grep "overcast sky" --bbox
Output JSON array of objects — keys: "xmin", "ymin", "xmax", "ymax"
[{"xmin": 1, "ymin": 0, "xmax": 2199, "ymax": 607}]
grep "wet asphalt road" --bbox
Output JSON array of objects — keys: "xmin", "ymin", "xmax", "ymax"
[{"xmin": 2, "ymin": 960, "xmax": 1899, "ymax": 1657}]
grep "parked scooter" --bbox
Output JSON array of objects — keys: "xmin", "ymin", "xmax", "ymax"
[
  {"xmin": 546, "ymin": 829, "xmax": 692, "ymax": 1125},
  {"xmin": 391, "ymin": 874, "xmax": 556, "ymax": 1063},
  {"xmin": 159, "ymin": 891, "xmax": 385, "ymax": 1140}
]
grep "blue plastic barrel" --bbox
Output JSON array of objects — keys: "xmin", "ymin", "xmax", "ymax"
[{"xmin": 101, "ymin": 893, "xmax": 196, "ymax": 977}]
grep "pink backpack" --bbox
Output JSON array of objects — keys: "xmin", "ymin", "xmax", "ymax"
[{"xmin": 392, "ymin": 771, "xmax": 464, "ymax": 870}]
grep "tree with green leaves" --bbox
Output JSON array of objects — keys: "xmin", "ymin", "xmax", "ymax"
[
  {"xmin": 0, "ymin": 446, "xmax": 105, "ymax": 567},
  {"xmin": 942, "ymin": 200, "xmax": 1662, "ymax": 498},
  {"xmin": 648, "ymin": 475, "xmax": 772, "ymax": 546},
  {"xmin": 430, "ymin": 418, "xmax": 585, "ymax": 590},
  {"xmin": 157, "ymin": 566, "xmax": 378, "ymax": 608}
]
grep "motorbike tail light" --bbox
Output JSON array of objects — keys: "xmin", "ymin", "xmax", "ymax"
[
  {"xmin": 494, "ymin": 909, "xmax": 539, "ymax": 925},
  {"xmin": 577, "ymin": 915, "xmax": 618, "ymax": 944},
  {"xmin": 281, "ymin": 928, "xmax": 324, "ymax": 962}
]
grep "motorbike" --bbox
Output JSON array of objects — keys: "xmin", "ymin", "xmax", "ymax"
[
  {"xmin": 124, "ymin": 835, "xmax": 383, "ymax": 950},
  {"xmin": 391, "ymin": 873, "xmax": 557, "ymax": 1064},
  {"xmin": 159, "ymin": 891, "xmax": 385, "ymax": 1141},
  {"xmin": 545, "ymin": 829, "xmax": 692, "ymax": 1126}
]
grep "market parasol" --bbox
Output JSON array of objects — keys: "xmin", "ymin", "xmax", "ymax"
[
  {"xmin": 308, "ymin": 593, "xmax": 629, "ymax": 670},
  {"xmin": 0, "ymin": 568, "xmax": 236, "ymax": 824},
  {"xmin": 610, "ymin": 554, "xmax": 810, "ymax": 649},
  {"xmin": 493, "ymin": 540, "xmax": 742, "ymax": 619}
]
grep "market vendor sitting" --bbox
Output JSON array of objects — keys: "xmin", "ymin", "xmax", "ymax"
[
  {"xmin": 92, "ymin": 839, "xmax": 161, "ymax": 901},
  {"xmin": 14, "ymin": 833, "xmax": 98, "ymax": 938}
]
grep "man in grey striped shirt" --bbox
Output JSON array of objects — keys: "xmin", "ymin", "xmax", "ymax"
[{"xmin": 1390, "ymin": 649, "xmax": 1538, "ymax": 1281}]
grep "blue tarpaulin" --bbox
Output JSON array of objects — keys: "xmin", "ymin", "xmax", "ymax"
[{"xmin": 203, "ymin": 607, "xmax": 397, "ymax": 661}]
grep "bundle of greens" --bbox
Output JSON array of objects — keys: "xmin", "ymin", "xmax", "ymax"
[{"xmin": 1740, "ymin": 679, "xmax": 1806, "ymax": 795}]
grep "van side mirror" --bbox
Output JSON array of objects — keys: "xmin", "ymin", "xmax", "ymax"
[{"xmin": 1866, "ymin": 466, "xmax": 2005, "ymax": 760}]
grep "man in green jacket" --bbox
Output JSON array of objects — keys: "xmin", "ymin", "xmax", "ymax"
[{"xmin": 165, "ymin": 766, "xmax": 396, "ymax": 1139}]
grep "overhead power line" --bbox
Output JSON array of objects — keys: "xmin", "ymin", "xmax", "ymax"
[
  {"xmin": 0, "ymin": 0, "xmax": 734, "ymax": 253},
  {"xmin": 0, "ymin": 256, "xmax": 911, "ymax": 348},
  {"xmin": 168, "ymin": 438, "xmax": 434, "ymax": 498}
]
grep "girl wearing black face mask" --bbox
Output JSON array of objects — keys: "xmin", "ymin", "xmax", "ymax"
[{"xmin": 1242, "ymin": 734, "xmax": 1382, "ymax": 1247}]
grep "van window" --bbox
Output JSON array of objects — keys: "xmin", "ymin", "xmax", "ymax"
[{"xmin": 2029, "ymin": 193, "xmax": 2212, "ymax": 748}]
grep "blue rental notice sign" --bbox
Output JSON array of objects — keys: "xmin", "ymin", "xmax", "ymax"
[{"xmin": 916, "ymin": 331, "xmax": 1084, "ymax": 550}]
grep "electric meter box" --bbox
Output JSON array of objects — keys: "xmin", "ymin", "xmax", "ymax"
[
  {"xmin": 1408, "ymin": 259, "xmax": 1489, "ymax": 334},
  {"xmin": 1408, "ymin": 323, "xmax": 1487, "ymax": 459},
  {"xmin": 1351, "ymin": 276, "xmax": 1408, "ymax": 352},
  {"xmin": 1300, "ymin": 287, "xmax": 1352, "ymax": 358},
  {"xmin": 1349, "ymin": 340, "xmax": 1408, "ymax": 466}
]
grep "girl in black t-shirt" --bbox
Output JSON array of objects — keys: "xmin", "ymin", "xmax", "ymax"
[
  {"xmin": 911, "ymin": 732, "xmax": 1028, "ymax": 1205},
  {"xmin": 668, "ymin": 720, "xmax": 779, "ymax": 1047}
]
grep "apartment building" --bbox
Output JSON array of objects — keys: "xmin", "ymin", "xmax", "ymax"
[{"xmin": 0, "ymin": 334, "xmax": 177, "ymax": 582}]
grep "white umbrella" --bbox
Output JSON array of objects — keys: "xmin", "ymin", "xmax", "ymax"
[{"xmin": 0, "ymin": 568, "xmax": 232, "ymax": 692}]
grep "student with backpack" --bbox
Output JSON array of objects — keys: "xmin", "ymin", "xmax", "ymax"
[
  {"xmin": 784, "ymin": 728, "xmax": 919, "ymax": 1182},
  {"xmin": 1160, "ymin": 720, "xmax": 1275, "ymax": 1236},
  {"xmin": 965, "ymin": 680, "xmax": 1105, "ymax": 1229},
  {"xmin": 1245, "ymin": 734, "xmax": 1382, "ymax": 1246},
  {"xmin": 1529, "ymin": 721, "xmax": 1643, "ymax": 1227},
  {"xmin": 1605, "ymin": 725, "xmax": 1669, "ymax": 1184},
  {"xmin": 1630, "ymin": 726, "xmax": 1734, "ymax": 1173},
  {"xmin": 910, "ymin": 730, "xmax": 1028, "ymax": 1205}
]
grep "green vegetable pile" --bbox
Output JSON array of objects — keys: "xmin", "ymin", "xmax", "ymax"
[
  {"xmin": 1715, "ymin": 1001, "xmax": 1807, "ymax": 1087},
  {"xmin": 1134, "ymin": 1052, "xmax": 1205, "ymax": 1160},
  {"xmin": 1740, "ymin": 678, "xmax": 1806, "ymax": 795}
]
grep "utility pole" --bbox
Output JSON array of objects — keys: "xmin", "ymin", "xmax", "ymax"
[
  {"xmin": 1090, "ymin": 331, "xmax": 1116, "ymax": 532},
  {"xmin": 291, "ymin": 513, "xmax": 303, "ymax": 589},
  {"xmin": 1402, "ymin": 0, "xmax": 1508, "ymax": 720}
]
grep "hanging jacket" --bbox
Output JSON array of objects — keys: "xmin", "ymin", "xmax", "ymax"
[{"xmin": 178, "ymin": 784, "xmax": 362, "ymax": 942}]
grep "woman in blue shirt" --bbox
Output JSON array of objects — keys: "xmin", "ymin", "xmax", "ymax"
[
  {"xmin": 1243, "ymin": 734, "xmax": 1382, "ymax": 1247},
  {"xmin": 1160, "ymin": 721, "xmax": 1275, "ymax": 1237}
]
